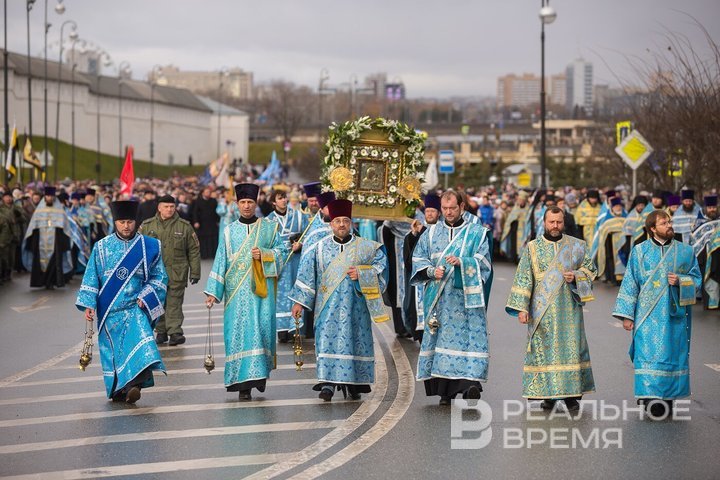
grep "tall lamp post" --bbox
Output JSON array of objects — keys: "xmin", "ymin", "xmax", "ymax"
[
  {"xmin": 53, "ymin": 19, "xmax": 76, "ymax": 181},
  {"xmin": 539, "ymin": 0, "xmax": 557, "ymax": 189},
  {"xmin": 69, "ymin": 36, "xmax": 77, "ymax": 179},
  {"xmin": 26, "ymin": 0, "xmax": 35, "ymax": 181},
  {"xmin": 117, "ymin": 61, "xmax": 130, "ymax": 172},
  {"xmin": 149, "ymin": 65, "xmax": 162, "ymax": 178},
  {"xmin": 4, "ymin": 0, "xmax": 10, "ymax": 184},
  {"xmin": 94, "ymin": 51, "xmax": 112, "ymax": 183},
  {"xmin": 317, "ymin": 68, "xmax": 329, "ymax": 143},
  {"xmin": 44, "ymin": 0, "xmax": 64, "ymax": 177},
  {"xmin": 216, "ymin": 67, "xmax": 228, "ymax": 159}
]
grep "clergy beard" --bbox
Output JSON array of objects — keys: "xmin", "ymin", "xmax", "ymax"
[
  {"xmin": 682, "ymin": 205, "xmax": 694, "ymax": 213},
  {"xmin": 707, "ymin": 211, "xmax": 719, "ymax": 220}
]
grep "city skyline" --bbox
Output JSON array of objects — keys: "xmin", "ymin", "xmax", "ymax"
[{"xmin": 2, "ymin": 0, "xmax": 718, "ymax": 99}]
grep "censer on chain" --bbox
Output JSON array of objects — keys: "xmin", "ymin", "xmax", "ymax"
[
  {"xmin": 78, "ymin": 320, "xmax": 94, "ymax": 371},
  {"xmin": 293, "ymin": 313, "xmax": 304, "ymax": 371},
  {"xmin": 203, "ymin": 305, "xmax": 215, "ymax": 374},
  {"xmin": 427, "ymin": 312, "xmax": 440, "ymax": 336}
]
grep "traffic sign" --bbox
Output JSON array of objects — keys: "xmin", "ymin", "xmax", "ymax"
[
  {"xmin": 517, "ymin": 171, "xmax": 531, "ymax": 187},
  {"xmin": 438, "ymin": 150, "xmax": 455, "ymax": 174},
  {"xmin": 616, "ymin": 121, "xmax": 632, "ymax": 146},
  {"xmin": 615, "ymin": 130, "xmax": 653, "ymax": 171}
]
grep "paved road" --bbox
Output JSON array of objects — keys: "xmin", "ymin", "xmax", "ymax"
[{"xmin": 0, "ymin": 261, "xmax": 718, "ymax": 479}]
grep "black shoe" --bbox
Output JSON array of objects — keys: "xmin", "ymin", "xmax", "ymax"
[
  {"xmin": 349, "ymin": 391, "xmax": 362, "ymax": 401},
  {"xmin": 155, "ymin": 332, "xmax": 168, "ymax": 344},
  {"xmin": 565, "ymin": 398, "xmax": 581, "ymax": 411},
  {"xmin": 648, "ymin": 400, "xmax": 670, "ymax": 419},
  {"xmin": 238, "ymin": 390, "xmax": 252, "ymax": 401},
  {"xmin": 168, "ymin": 333, "xmax": 186, "ymax": 346},
  {"xmin": 463, "ymin": 386, "xmax": 482, "ymax": 400},
  {"xmin": 125, "ymin": 386, "xmax": 141, "ymax": 404},
  {"xmin": 319, "ymin": 386, "xmax": 334, "ymax": 402},
  {"xmin": 278, "ymin": 331, "xmax": 289, "ymax": 344},
  {"xmin": 540, "ymin": 399, "xmax": 557, "ymax": 410},
  {"xmin": 439, "ymin": 396, "xmax": 452, "ymax": 406}
]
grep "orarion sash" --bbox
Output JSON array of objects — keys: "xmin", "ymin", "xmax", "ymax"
[
  {"xmin": 97, "ymin": 236, "xmax": 158, "ymax": 332},
  {"xmin": 357, "ymin": 264, "xmax": 390, "ymax": 323}
]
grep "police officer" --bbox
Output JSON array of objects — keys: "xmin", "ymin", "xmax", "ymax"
[{"xmin": 140, "ymin": 194, "xmax": 201, "ymax": 345}]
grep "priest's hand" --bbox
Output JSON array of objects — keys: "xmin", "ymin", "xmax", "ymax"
[
  {"xmin": 667, "ymin": 273, "xmax": 679, "ymax": 286},
  {"xmin": 445, "ymin": 255, "xmax": 460, "ymax": 266},
  {"xmin": 84, "ymin": 308, "xmax": 95, "ymax": 322},
  {"xmin": 292, "ymin": 242, "xmax": 302, "ymax": 252},
  {"xmin": 563, "ymin": 271, "xmax": 575, "ymax": 283},
  {"xmin": 434, "ymin": 266, "xmax": 445, "ymax": 280},
  {"xmin": 623, "ymin": 319, "xmax": 634, "ymax": 331},
  {"xmin": 518, "ymin": 311, "xmax": 529, "ymax": 324},
  {"xmin": 292, "ymin": 303, "xmax": 304, "ymax": 319},
  {"xmin": 411, "ymin": 220, "xmax": 423, "ymax": 235},
  {"xmin": 206, "ymin": 295, "xmax": 217, "ymax": 309},
  {"xmin": 251, "ymin": 247, "xmax": 261, "ymax": 260},
  {"xmin": 347, "ymin": 266, "xmax": 359, "ymax": 281},
  {"xmin": 137, "ymin": 299, "xmax": 145, "ymax": 309}
]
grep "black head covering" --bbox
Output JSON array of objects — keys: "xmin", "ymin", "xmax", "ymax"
[
  {"xmin": 86, "ymin": 188, "xmax": 96, "ymax": 196},
  {"xmin": 43, "ymin": 186, "xmax": 56, "ymax": 196},
  {"xmin": 681, "ymin": 190, "xmax": 694, "ymax": 201},
  {"xmin": 303, "ymin": 182, "xmax": 322, "ymax": 198},
  {"xmin": 424, "ymin": 194, "xmax": 441, "ymax": 210},
  {"xmin": 586, "ymin": 189, "xmax": 600, "ymax": 200},
  {"xmin": 157, "ymin": 194, "xmax": 175, "ymax": 204},
  {"xmin": 111, "ymin": 201, "xmax": 139, "ymax": 221},
  {"xmin": 234, "ymin": 183, "xmax": 260, "ymax": 201}
]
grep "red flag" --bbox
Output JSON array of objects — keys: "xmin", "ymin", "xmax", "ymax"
[{"xmin": 120, "ymin": 146, "xmax": 135, "ymax": 198}]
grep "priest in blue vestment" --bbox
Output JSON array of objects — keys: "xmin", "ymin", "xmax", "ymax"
[
  {"xmin": 265, "ymin": 188, "xmax": 308, "ymax": 342},
  {"xmin": 290, "ymin": 199, "xmax": 389, "ymax": 401},
  {"xmin": 411, "ymin": 190, "xmax": 493, "ymax": 405},
  {"xmin": 76, "ymin": 201, "xmax": 168, "ymax": 404},
  {"xmin": 613, "ymin": 210, "xmax": 702, "ymax": 419},
  {"xmin": 204, "ymin": 183, "xmax": 288, "ymax": 401}
]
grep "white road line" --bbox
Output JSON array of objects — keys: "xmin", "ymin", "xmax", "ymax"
[
  {"xmin": 288, "ymin": 321, "xmax": 415, "ymax": 479},
  {"xmin": 0, "ymin": 379, "xmax": 319, "ymax": 406},
  {"xmin": 245, "ymin": 338, "xmax": 391, "ymax": 480},
  {"xmin": 0, "ymin": 452, "xmax": 287, "ymax": 480},
  {"xmin": 3, "ymin": 365, "xmax": 317, "ymax": 388},
  {"xmin": 0, "ymin": 341, "xmax": 85, "ymax": 388},
  {"xmin": 705, "ymin": 364, "xmax": 720, "ymax": 372},
  {"xmin": 0, "ymin": 420, "xmax": 342, "ymax": 455},
  {"xmin": 0, "ymin": 397, "xmax": 356, "ymax": 429}
]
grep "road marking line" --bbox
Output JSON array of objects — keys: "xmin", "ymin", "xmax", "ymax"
[
  {"xmin": 0, "ymin": 452, "xmax": 287, "ymax": 480},
  {"xmin": 244, "ymin": 337, "xmax": 389, "ymax": 480},
  {"xmin": 11, "ymin": 296, "xmax": 51, "ymax": 313},
  {"xmin": 287, "ymin": 322, "xmax": 415, "ymax": 479},
  {"xmin": 0, "ymin": 397, "xmax": 356, "ymax": 429},
  {"xmin": 3, "ymin": 365, "xmax": 317, "ymax": 389},
  {"xmin": 0, "ymin": 379, "xmax": 320, "ymax": 406},
  {"xmin": 0, "ymin": 420, "xmax": 342, "ymax": 455},
  {"xmin": 0, "ymin": 341, "xmax": 85, "ymax": 388},
  {"xmin": 705, "ymin": 364, "xmax": 720, "ymax": 372}
]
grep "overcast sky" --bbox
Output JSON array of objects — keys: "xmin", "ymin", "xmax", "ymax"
[{"xmin": 5, "ymin": 0, "xmax": 719, "ymax": 98}]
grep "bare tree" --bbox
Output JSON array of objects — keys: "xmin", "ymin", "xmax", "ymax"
[
  {"xmin": 612, "ymin": 17, "xmax": 720, "ymax": 193},
  {"xmin": 259, "ymin": 80, "xmax": 316, "ymax": 143}
]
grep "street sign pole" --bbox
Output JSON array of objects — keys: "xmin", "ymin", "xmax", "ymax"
[
  {"xmin": 444, "ymin": 173, "xmax": 448, "ymax": 190},
  {"xmin": 438, "ymin": 149, "xmax": 455, "ymax": 190},
  {"xmin": 615, "ymin": 130, "xmax": 653, "ymax": 199},
  {"xmin": 632, "ymin": 169, "xmax": 637, "ymax": 199}
]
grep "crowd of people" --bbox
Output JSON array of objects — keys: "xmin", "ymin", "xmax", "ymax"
[{"xmin": 1, "ymin": 175, "xmax": 717, "ymax": 418}]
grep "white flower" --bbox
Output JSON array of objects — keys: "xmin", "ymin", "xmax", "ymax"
[
  {"xmin": 348, "ymin": 194, "xmax": 355, "ymax": 201},
  {"xmin": 389, "ymin": 186, "xmax": 397, "ymax": 193},
  {"xmin": 388, "ymin": 197, "xmax": 396, "ymax": 205},
  {"xmin": 392, "ymin": 151, "xmax": 399, "ymax": 158},
  {"xmin": 382, "ymin": 151, "xmax": 389, "ymax": 158},
  {"xmin": 391, "ymin": 163, "xmax": 398, "ymax": 170},
  {"xmin": 358, "ymin": 195, "xmax": 365, "ymax": 202},
  {"xmin": 378, "ymin": 197, "xmax": 386, "ymax": 204},
  {"xmin": 367, "ymin": 196, "xmax": 375, "ymax": 204},
  {"xmin": 350, "ymin": 169, "xmax": 356, "ymax": 175},
  {"xmin": 361, "ymin": 148, "xmax": 368, "ymax": 156},
  {"xmin": 408, "ymin": 146, "xmax": 415, "ymax": 153},
  {"xmin": 371, "ymin": 150, "xmax": 378, "ymax": 157},
  {"xmin": 350, "ymin": 157, "xmax": 357, "ymax": 165},
  {"xmin": 391, "ymin": 174, "xmax": 397, "ymax": 180},
  {"xmin": 352, "ymin": 150, "xmax": 358, "ymax": 156}
]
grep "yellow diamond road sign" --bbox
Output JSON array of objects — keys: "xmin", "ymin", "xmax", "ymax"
[{"xmin": 615, "ymin": 130, "xmax": 653, "ymax": 171}]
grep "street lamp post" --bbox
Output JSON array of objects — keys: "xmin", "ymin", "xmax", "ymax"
[
  {"xmin": 149, "ymin": 65, "xmax": 162, "ymax": 178},
  {"xmin": 26, "ymin": 1, "xmax": 35, "ymax": 181},
  {"xmin": 70, "ymin": 39, "xmax": 76, "ymax": 179},
  {"xmin": 44, "ymin": 0, "xmax": 65, "ymax": 178},
  {"xmin": 3, "ymin": 0, "xmax": 9, "ymax": 184},
  {"xmin": 95, "ymin": 51, "xmax": 112, "ymax": 183},
  {"xmin": 53, "ymin": 19, "xmax": 76, "ymax": 181},
  {"xmin": 117, "ymin": 61, "xmax": 130, "ymax": 172},
  {"xmin": 318, "ymin": 68, "xmax": 329, "ymax": 143},
  {"xmin": 217, "ymin": 67, "xmax": 228, "ymax": 159},
  {"xmin": 539, "ymin": 0, "xmax": 557, "ymax": 189}
]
